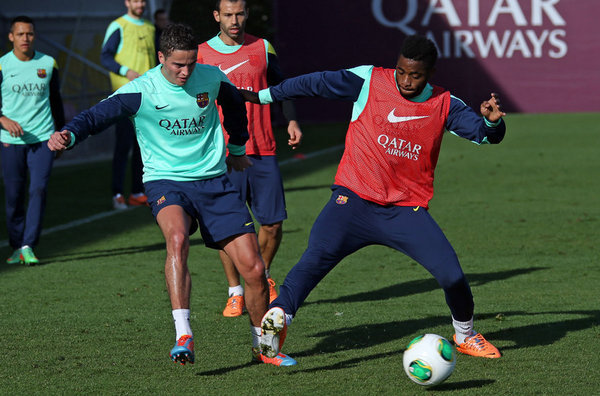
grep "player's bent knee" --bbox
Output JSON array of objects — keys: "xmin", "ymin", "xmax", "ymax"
[{"xmin": 165, "ymin": 230, "xmax": 189, "ymax": 252}]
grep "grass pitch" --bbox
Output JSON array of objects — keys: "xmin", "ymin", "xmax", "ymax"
[{"xmin": 0, "ymin": 114, "xmax": 598, "ymax": 394}]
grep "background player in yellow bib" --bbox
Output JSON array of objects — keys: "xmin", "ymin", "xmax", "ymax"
[{"xmin": 101, "ymin": 0, "xmax": 156, "ymax": 209}]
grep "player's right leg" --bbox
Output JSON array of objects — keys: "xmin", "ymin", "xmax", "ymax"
[
  {"xmin": 261, "ymin": 186, "xmax": 370, "ymax": 357},
  {"xmin": 147, "ymin": 180, "xmax": 196, "ymax": 365}
]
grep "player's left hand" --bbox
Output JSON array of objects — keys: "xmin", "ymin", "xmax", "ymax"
[
  {"xmin": 47, "ymin": 130, "xmax": 72, "ymax": 152},
  {"xmin": 287, "ymin": 120, "xmax": 303, "ymax": 150},
  {"xmin": 480, "ymin": 93, "xmax": 506, "ymax": 123},
  {"xmin": 226, "ymin": 154, "xmax": 253, "ymax": 173}
]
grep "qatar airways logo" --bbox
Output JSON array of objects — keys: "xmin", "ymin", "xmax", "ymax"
[
  {"xmin": 378, "ymin": 134, "xmax": 422, "ymax": 161},
  {"xmin": 159, "ymin": 115, "xmax": 206, "ymax": 136},
  {"xmin": 12, "ymin": 82, "xmax": 47, "ymax": 97},
  {"xmin": 372, "ymin": 0, "xmax": 567, "ymax": 59}
]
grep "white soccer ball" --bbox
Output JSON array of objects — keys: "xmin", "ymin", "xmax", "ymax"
[{"xmin": 403, "ymin": 333, "xmax": 456, "ymax": 386}]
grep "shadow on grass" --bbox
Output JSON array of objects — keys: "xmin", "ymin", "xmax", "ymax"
[
  {"xmin": 304, "ymin": 267, "xmax": 548, "ymax": 306},
  {"xmin": 291, "ymin": 309, "xmax": 599, "ymax": 360}
]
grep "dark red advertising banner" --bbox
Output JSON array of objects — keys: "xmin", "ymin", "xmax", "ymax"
[{"xmin": 273, "ymin": 0, "xmax": 599, "ymax": 121}]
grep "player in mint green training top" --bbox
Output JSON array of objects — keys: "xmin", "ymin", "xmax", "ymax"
[
  {"xmin": 48, "ymin": 24, "xmax": 295, "ymax": 366},
  {"xmin": 0, "ymin": 16, "xmax": 65, "ymax": 266}
]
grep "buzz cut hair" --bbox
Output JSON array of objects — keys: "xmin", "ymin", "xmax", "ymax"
[
  {"xmin": 214, "ymin": 0, "xmax": 247, "ymax": 12},
  {"xmin": 159, "ymin": 23, "xmax": 197, "ymax": 58},
  {"xmin": 10, "ymin": 15, "xmax": 35, "ymax": 31},
  {"xmin": 400, "ymin": 35, "xmax": 438, "ymax": 71}
]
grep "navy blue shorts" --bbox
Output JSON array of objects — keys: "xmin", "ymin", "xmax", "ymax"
[
  {"xmin": 273, "ymin": 185, "xmax": 473, "ymax": 320},
  {"xmin": 226, "ymin": 155, "xmax": 287, "ymax": 225},
  {"xmin": 144, "ymin": 175, "xmax": 255, "ymax": 249}
]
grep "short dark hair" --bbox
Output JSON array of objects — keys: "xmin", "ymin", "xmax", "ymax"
[
  {"xmin": 10, "ymin": 15, "xmax": 35, "ymax": 31},
  {"xmin": 159, "ymin": 23, "xmax": 197, "ymax": 58},
  {"xmin": 214, "ymin": 0, "xmax": 247, "ymax": 12},
  {"xmin": 400, "ymin": 35, "xmax": 438, "ymax": 70}
]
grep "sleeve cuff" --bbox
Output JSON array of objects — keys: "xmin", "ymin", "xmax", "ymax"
[
  {"xmin": 119, "ymin": 65, "xmax": 129, "ymax": 77},
  {"xmin": 227, "ymin": 143, "xmax": 246, "ymax": 156},
  {"xmin": 258, "ymin": 88, "xmax": 273, "ymax": 104},
  {"xmin": 67, "ymin": 132, "xmax": 76, "ymax": 148},
  {"xmin": 483, "ymin": 117, "xmax": 501, "ymax": 127}
]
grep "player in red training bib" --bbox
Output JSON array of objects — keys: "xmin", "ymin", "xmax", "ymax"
[{"xmin": 243, "ymin": 34, "xmax": 506, "ymax": 361}]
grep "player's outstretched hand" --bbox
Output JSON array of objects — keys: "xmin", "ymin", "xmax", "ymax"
[
  {"xmin": 226, "ymin": 154, "xmax": 253, "ymax": 173},
  {"xmin": 480, "ymin": 93, "xmax": 506, "ymax": 123},
  {"xmin": 287, "ymin": 120, "xmax": 303, "ymax": 150},
  {"xmin": 239, "ymin": 89, "xmax": 260, "ymax": 104},
  {"xmin": 48, "ymin": 130, "xmax": 72, "ymax": 152}
]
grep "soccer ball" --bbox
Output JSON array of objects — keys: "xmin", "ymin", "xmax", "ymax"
[{"xmin": 403, "ymin": 334, "xmax": 456, "ymax": 386}]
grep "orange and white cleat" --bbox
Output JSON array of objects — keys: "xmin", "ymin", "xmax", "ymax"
[
  {"xmin": 222, "ymin": 295, "xmax": 244, "ymax": 317},
  {"xmin": 454, "ymin": 333, "xmax": 501, "ymax": 358},
  {"xmin": 260, "ymin": 307, "xmax": 287, "ymax": 358},
  {"xmin": 267, "ymin": 278, "xmax": 278, "ymax": 303}
]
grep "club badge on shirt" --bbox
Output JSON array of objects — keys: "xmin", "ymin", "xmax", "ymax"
[
  {"xmin": 37, "ymin": 69, "xmax": 47, "ymax": 78},
  {"xmin": 196, "ymin": 93, "xmax": 209, "ymax": 108}
]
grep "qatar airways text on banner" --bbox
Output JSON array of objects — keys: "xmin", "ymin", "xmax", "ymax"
[{"xmin": 274, "ymin": 0, "xmax": 599, "ymax": 117}]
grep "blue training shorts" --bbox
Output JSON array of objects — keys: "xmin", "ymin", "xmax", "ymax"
[
  {"xmin": 144, "ymin": 174, "xmax": 255, "ymax": 249},
  {"xmin": 226, "ymin": 155, "xmax": 287, "ymax": 225}
]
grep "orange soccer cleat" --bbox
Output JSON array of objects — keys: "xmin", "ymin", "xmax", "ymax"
[
  {"xmin": 454, "ymin": 333, "xmax": 501, "ymax": 358},
  {"xmin": 128, "ymin": 193, "xmax": 149, "ymax": 207},
  {"xmin": 222, "ymin": 295, "xmax": 244, "ymax": 317}
]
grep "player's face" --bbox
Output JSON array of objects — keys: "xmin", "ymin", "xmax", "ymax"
[
  {"xmin": 9, "ymin": 22, "xmax": 35, "ymax": 58},
  {"xmin": 395, "ymin": 55, "xmax": 434, "ymax": 99},
  {"xmin": 214, "ymin": 1, "xmax": 248, "ymax": 45},
  {"xmin": 125, "ymin": 0, "xmax": 146, "ymax": 18},
  {"xmin": 159, "ymin": 49, "xmax": 198, "ymax": 86}
]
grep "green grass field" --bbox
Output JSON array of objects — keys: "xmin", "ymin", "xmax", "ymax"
[{"xmin": 0, "ymin": 113, "xmax": 599, "ymax": 394}]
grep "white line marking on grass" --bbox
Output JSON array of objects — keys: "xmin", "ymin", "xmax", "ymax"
[
  {"xmin": 0, "ymin": 144, "xmax": 345, "ymax": 249},
  {"xmin": 0, "ymin": 208, "xmax": 135, "ymax": 249}
]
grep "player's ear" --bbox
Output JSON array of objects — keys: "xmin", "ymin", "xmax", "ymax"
[
  {"xmin": 158, "ymin": 51, "xmax": 165, "ymax": 65},
  {"xmin": 213, "ymin": 10, "xmax": 220, "ymax": 22}
]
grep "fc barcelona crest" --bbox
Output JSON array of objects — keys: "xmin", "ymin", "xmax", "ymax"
[
  {"xmin": 336, "ymin": 195, "xmax": 348, "ymax": 205},
  {"xmin": 196, "ymin": 92, "xmax": 209, "ymax": 108},
  {"xmin": 37, "ymin": 68, "xmax": 47, "ymax": 78}
]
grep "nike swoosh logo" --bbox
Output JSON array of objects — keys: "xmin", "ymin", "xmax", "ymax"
[
  {"xmin": 387, "ymin": 110, "xmax": 429, "ymax": 123},
  {"xmin": 413, "ymin": 206, "xmax": 420, "ymax": 212},
  {"xmin": 218, "ymin": 60, "xmax": 249, "ymax": 75},
  {"xmin": 155, "ymin": 104, "xmax": 169, "ymax": 110}
]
